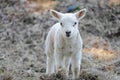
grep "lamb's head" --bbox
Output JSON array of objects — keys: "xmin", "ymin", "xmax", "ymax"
[{"xmin": 50, "ymin": 9, "xmax": 86, "ymax": 38}]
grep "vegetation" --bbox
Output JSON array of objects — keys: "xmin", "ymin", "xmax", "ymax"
[{"xmin": 0, "ymin": 0, "xmax": 120, "ymax": 80}]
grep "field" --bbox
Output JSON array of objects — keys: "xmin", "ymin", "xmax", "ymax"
[{"xmin": 0, "ymin": 0, "xmax": 120, "ymax": 80}]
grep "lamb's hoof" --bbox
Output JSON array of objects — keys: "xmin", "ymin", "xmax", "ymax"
[
  {"xmin": 40, "ymin": 73, "xmax": 56, "ymax": 80},
  {"xmin": 56, "ymin": 70, "xmax": 67, "ymax": 80}
]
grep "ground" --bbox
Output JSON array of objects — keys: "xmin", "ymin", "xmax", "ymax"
[{"xmin": 0, "ymin": 0, "xmax": 120, "ymax": 80}]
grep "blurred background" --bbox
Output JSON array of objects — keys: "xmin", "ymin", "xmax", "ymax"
[{"xmin": 0, "ymin": 0, "xmax": 120, "ymax": 80}]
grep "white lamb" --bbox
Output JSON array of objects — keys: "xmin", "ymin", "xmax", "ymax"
[{"xmin": 45, "ymin": 9, "xmax": 86, "ymax": 79}]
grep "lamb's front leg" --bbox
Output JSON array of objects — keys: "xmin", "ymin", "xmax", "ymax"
[
  {"xmin": 54, "ymin": 49, "xmax": 64, "ymax": 73},
  {"xmin": 63, "ymin": 57, "xmax": 71, "ymax": 77},
  {"xmin": 46, "ymin": 54, "xmax": 55, "ymax": 74},
  {"xmin": 71, "ymin": 52, "xmax": 82, "ymax": 79}
]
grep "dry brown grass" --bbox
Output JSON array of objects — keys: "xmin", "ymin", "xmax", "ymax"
[
  {"xmin": 83, "ymin": 47, "xmax": 116, "ymax": 60},
  {"xmin": 0, "ymin": 72, "xmax": 13, "ymax": 80},
  {"xmin": 0, "ymin": 0, "xmax": 120, "ymax": 80},
  {"xmin": 21, "ymin": 0, "xmax": 58, "ymax": 15},
  {"xmin": 82, "ymin": 35, "xmax": 117, "ymax": 61},
  {"xmin": 109, "ymin": 0, "xmax": 120, "ymax": 6}
]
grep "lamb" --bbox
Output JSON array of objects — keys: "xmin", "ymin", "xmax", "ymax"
[{"xmin": 45, "ymin": 9, "xmax": 86, "ymax": 79}]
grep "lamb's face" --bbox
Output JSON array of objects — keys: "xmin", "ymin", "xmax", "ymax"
[
  {"xmin": 50, "ymin": 9, "xmax": 87, "ymax": 38},
  {"xmin": 59, "ymin": 14, "xmax": 78, "ymax": 38}
]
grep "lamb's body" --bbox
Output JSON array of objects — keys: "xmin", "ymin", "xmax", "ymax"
[{"xmin": 45, "ymin": 9, "xmax": 86, "ymax": 79}]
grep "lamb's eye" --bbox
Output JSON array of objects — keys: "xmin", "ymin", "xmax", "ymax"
[
  {"xmin": 60, "ymin": 22, "xmax": 63, "ymax": 26},
  {"xmin": 73, "ymin": 22, "xmax": 77, "ymax": 27}
]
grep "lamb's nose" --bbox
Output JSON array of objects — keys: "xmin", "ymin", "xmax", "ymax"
[{"xmin": 66, "ymin": 31, "xmax": 71, "ymax": 37}]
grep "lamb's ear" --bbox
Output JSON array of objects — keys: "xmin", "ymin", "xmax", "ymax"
[
  {"xmin": 74, "ymin": 8, "xmax": 87, "ymax": 20},
  {"xmin": 50, "ymin": 9, "xmax": 63, "ymax": 20}
]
